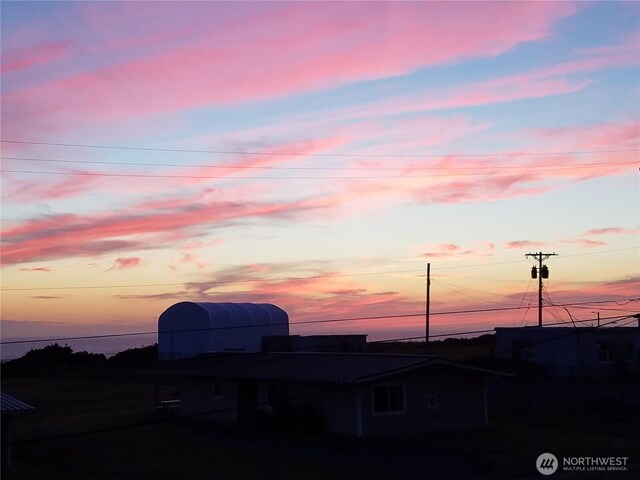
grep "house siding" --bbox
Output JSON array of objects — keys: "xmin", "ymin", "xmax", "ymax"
[
  {"xmin": 180, "ymin": 370, "xmax": 488, "ymax": 436},
  {"xmin": 181, "ymin": 379, "xmax": 237, "ymax": 422},
  {"xmin": 360, "ymin": 369, "xmax": 487, "ymax": 437},
  {"xmin": 168, "ymin": 355, "xmax": 494, "ymax": 437},
  {"xmin": 495, "ymin": 327, "xmax": 640, "ymax": 377}
]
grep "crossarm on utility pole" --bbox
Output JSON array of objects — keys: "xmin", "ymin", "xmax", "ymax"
[{"xmin": 525, "ymin": 252, "xmax": 558, "ymax": 327}]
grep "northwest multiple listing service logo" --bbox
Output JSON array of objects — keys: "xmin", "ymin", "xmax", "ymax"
[
  {"xmin": 536, "ymin": 453, "xmax": 558, "ymax": 475},
  {"xmin": 536, "ymin": 453, "xmax": 630, "ymax": 475}
]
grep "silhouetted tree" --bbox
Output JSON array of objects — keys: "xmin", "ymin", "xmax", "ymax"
[
  {"xmin": 2, "ymin": 343, "xmax": 106, "ymax": 375},
  {"xmin": 108, "ymin": 344, "xmax": 158, "ymax": 365}
]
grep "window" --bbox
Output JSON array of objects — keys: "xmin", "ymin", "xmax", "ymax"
[
  {"xmin": 373, "ymin": 385, "xmax": 405, "ymax": 414},
  {"xmin": 427, "ymin": 395, "xmax": 437, "ymax": 409},
  {"xmin": 624, "ymin": 343, "xmax": 634, "ymax": 363},
  {"xmin": 267, "ymin": 383, "xmax": 288, "ymax": 409},
  {"xmin": 213, "ymin": 380, "xmax": 224, "ymax": 398},
  {"xmin": 597, "ymin": 341, "xmax": 617, "ymax": 363}
]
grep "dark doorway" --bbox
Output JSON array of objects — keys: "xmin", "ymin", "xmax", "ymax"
[{"xmin": 237, "ymin": 381, "xmax": 258, "ymax": 426}]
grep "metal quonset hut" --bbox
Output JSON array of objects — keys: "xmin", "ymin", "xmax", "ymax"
[{"xmin": 158, "ymin": 302, "xmax": 289, "ymax": 360}]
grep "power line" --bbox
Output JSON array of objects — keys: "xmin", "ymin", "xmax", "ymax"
[
  {"xmin": 2, "ymin": 139, "xmax": 638, "ymax": 158},
  {"xmin": 430, "ymin": 247, "xmax": 639, "ymax": 271},
  {"xmin": 0, "ymin": 169, "xmax": 451, "ymax": 180},
  {"xmin": 6, "ymin": 162, "xmax": 635, "ymax": 180},
  {"xmin": 6, "ymin": 313, "xmax": 636, "ymax": 447},
  {"xmin": 564, "ymin": 305, "xmax": 639, "ymax": 313},
  {"xmin": 3, "ymin": 156, "xmax": 635, "ymax": 172},
  {"xmin": 431, "ymin": 281, "xmax": 516, "ymax": 307},
  {"xmin": 365, "ymin": 314, "xmax": 637, "ymax": 344},
  {"xmin": 0, "ymin": 311, "xmax": 476, "ymax": 346},
  {"xmin": 5, "ymin": 247, "xmax": 637, "ymax": 292},
  {"xmin": 431, "ymin": 278, "xmax": 517, "ymax": 303},
  {"xmin": 1, "ymin": 268, "xmax": 427, "ymax": 291},
  {"xmin": 2, "ymin": 299, "xmax": 637, "ymax": 346}
]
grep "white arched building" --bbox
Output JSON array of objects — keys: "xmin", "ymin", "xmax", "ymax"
[{"xmin": 158, "ymin": 302, "xmax": 289, "ymax": 360}]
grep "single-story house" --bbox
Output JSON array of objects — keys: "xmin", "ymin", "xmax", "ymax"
[
  {"xmin": 147, "ymin": 352, "xmax": 505, "ymax": 437},
  {"xmin": 494, "ymin": 326, "xmax": 640, "ymax": 377},
  {"xmin": 1, "ymin": 391, "xmax": 35, "ymax": 474}
]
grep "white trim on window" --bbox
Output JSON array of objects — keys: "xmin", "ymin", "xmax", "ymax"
[{"xmin": 372, "ymin": 383, "xmax": 405, "ymax": 415}]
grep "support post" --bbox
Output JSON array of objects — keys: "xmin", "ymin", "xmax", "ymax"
[
  {"xmin": 525, "ymin": 252, "xmax": 557, "ymax": 327},
  {"xmin": 537, "ymin": 253, "xmax": 543, "ymax": 327},
  {"xmin": 425, "ymin": 262, "xmax": 430, "ymax": 355}
]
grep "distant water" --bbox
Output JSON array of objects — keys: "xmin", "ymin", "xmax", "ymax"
[
  {"xmin": 1, "ymin": 334, "xmax": 157, "ymax": 361},
  {"xmin": 1, "ymin": 319, "xmax": 159, "ymax": 361},
  {"xmin": 1, "ymin": 319, "xmax": 491, "ymax": 361}
]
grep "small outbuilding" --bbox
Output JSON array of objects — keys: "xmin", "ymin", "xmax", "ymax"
[
  {"xmin": 158, "ymin": 302, "xmax": 289, "ymax": 360},
  {"xmin": 1, "ymin": 391, "xmax": 35, "ymax": 474},
  {"xmin": 148, "ymin": 352, "xmax": 504, "ymax": 437},
  {"xmin": 495, "ymin": 326, "xmax": 640, "ymax": 377}
]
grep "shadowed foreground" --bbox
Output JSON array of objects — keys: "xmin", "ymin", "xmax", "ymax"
[{"xmin": 3, "ymin": 370, "xmax": 638, "ymax": 480}]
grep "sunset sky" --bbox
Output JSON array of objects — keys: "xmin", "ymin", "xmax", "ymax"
[{"xmin": 1, "ymin": 1, "xmax": 638, "ymax": 356}]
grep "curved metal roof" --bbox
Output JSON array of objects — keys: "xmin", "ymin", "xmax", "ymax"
[
  {"xmin": 158, "ymin": 302, "xmax": 289, "ymax": 358},
  {"xmin": 192, "ymin": 302, "xmax": 288, "ymax": 326},
  {"xmin": 160, "ymin": 302, "xmax": 287, "ymax": 326}
]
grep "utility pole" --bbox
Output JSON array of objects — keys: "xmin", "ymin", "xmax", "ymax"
[
  {"xmin": 526, "ymin": 252, "xmax": 558, "ymax": 327},
  {"xmin": 425, "ymin": 262, "xmax": 430, "ymax": 355}
]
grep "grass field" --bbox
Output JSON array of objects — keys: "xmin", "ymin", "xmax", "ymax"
[{"xmin": 3, "ymin": 369, "xmax": 638, "ymax": 480}]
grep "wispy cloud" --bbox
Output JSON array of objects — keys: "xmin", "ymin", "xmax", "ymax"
[
  {"xmin": 418, "ymin": 243, "xmax": 475, "ymax": 259},
  {"xmin": 504, "ymin": 240, "xmax": 550, "ymax": 250},
  {"xmin": 118, "ymin": 261, "xmax": 424, "ymax": 329},
  {"xmin": 2, "ymin": 2, "xmax": 576, "ymax": 138},
  {"xmin": 111, "ymin": 257, "xmax": 142, "ymax": 270},
  {"xmin": 561, "ymin": 239, "xmax": 608, "ymax": 248},
  {"xmin": 1, "ymin": 41, "xmax": 71, "ymax": 74},
  {"xmin": 584, "ymin": 226, "xmax": 639, "ymax": 236},
  {"xmin": 0, "ymin": 194, "xmax": 331, "ymax": 265},
  {"xmin": 2, "ymin": 135, "xmax": 348, "ymax": 204},
  {"xmin": 18, "ymin": 267, "xmax": 51, "ymax": 272}
]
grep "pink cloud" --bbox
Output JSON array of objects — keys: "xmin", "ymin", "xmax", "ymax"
[
  {"xmin": 2, "ymin": 135, "xmax": 349, "ymax": 204},
  {"xmin": 481, "ymin": 242, "xmax": 495, "ymax": 252},
  {"xmin": 408, "ymin": 174, "xmax": 549, "ymax": 205},
  {"xmin": 417, "ymin": 77, "xmax": 590, "ymax": 114},
  {"xmin": 561, "ymin": 239, "xmax": 608, "ymax": 248},
  {"xmin": 326, "ymin": 36, "xmax": 638, "ymax": 125},
  {"xmin": 3, "ymin": 239, "xmax": 145, "ymax": 266},
  {"xmin": 116, "ymin": 260, "xmax": 635, "ymax": 336},
  {"xmin": 585, "ymin": 226, "xmax": 639, "ymax": 236},
  {"xmin": 180, "ymin": 238, "xmax": 225, "ymax": 250},
  {"xmin": 169, "ymin": 253, "xmax": 210, "ymax": 271},
  {"xmin": 416, "ymin": 243, "xmax": 475, "ymax": 259},
  {"xmin": 18, "ymin": 267, "xmax": 51, "ymax": 272},
  {"xmin": 0, "ymin": 193, "xmax": 333, "ymax": 265},
  {"xmin": 165, "ymin": 263, "xmax": 427, "ymax": 330},
  {"xmin": 533, "ymin": 121, "xmax": 640, "ymax": 152},
  {"xmin": 1, "ymin": 169, "xmax": 102, "ymax": 203},
  {"xmin": 1, "ymin": 41, "xmax": 71, "ymax": 74},
  {"xmin": 505, "ymin": 240, "xmax": 549, "ymax": 250},
  {"xmin": 2, "ymin": 2, "xmax": 576, "ymax": 137},
  {"xmin": 112, "ymin": 257, "xmax": 142, "ymax": 270}
]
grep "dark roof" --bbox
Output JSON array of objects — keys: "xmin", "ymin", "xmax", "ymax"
[
  {"xmin": 1, "ymin": 391, "xmax": 35, "ymax": 414},
  {"xmin": 495, "ymin": 326, "xmax": 640, "ymax": 330},
  {"xmin": 146, "ymin": 352, "xmax": 505, "ymax": 384},
  {"xmin": 160, "ymin": 302, "xmax": 288, "ymax": 327}
]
